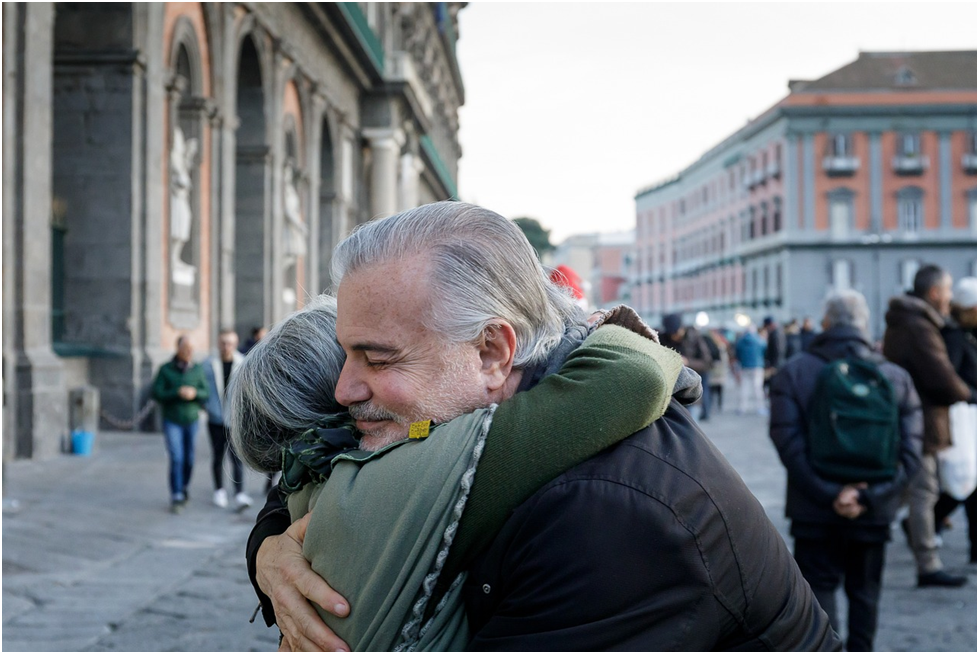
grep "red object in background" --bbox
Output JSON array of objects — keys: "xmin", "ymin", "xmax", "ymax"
[{"xmin": 550, "ymin": 265, "xmax": 585, "ymax": 300}]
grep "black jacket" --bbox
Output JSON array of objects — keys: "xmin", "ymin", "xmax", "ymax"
[
  {"xmin": 463, "ymin": 399, "xmax": 839, "ymax": 651},
  {"xmin": 765, "ymin": 326, "xmax": 787, "ymax": 370},
  {"xmin": 769, "ymin": 326, "xmax": 923, "ymax": 541},
  {"xmin": 247, "ymin": 346, "xmax": 839, "ymax": 650},
  {"xmin": 941, "ymin": 318, "xmax": 977, "ymax": 394}
]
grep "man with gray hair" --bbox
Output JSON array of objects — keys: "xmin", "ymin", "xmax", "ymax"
[
  {"xmin": 247, "ymin": 201, "xmax": 839, "ymax": 651},
  {"xmin": 769, "ymin": 290, "xmax": 922, "ymax": 651}
]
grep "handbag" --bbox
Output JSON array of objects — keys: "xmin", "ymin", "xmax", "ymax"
[{"xmin": 938, "ymin": 402, "xmax": 978, "ymax": 501}]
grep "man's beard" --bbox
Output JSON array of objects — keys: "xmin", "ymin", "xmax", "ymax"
[{"xmin": 349, "ymin": 348, "xmax": 486, "ymax": 452}]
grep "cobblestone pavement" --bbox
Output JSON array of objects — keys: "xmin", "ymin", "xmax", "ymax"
[{"xmin": 3, "ymin": 406, "xmax": 976, "ymax": 652}]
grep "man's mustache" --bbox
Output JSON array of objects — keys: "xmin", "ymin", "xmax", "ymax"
[{"xmin": 348, "ymin": 402, "xmax": 401, "ymax": 423}]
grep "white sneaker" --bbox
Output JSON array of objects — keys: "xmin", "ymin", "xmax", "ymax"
[
  {"xmin": 235, "ymin": 492, "xmax": 254, "ymax": 510},
  {"xmin": 213, "ymin": 488, "xmax": 228, "ymax": 508}
]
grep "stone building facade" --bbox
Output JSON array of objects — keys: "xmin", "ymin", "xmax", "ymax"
[
  {"xmin": 3, "ymin": 2, "xmax": 465, "ymax": 459},
  {"xmin": 633, "ymin": 51, "xmax": 977, "ymax": 335}
]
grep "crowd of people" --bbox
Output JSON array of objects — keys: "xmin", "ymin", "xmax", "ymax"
[
  {"xmin": 147, "ymin": 199, "xmax": 974, "ymax": 651},
  {"xmin": 655, "ymin": 266, "xmax": 976, "ymax": 650}
]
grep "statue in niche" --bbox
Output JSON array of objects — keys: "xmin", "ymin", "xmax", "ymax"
[
  {"xmin": 281, "ymin": 162, "xmax": 308, "ymax": 312},
  {"xmin": 283, "ymin": 162, "xmax": 309, "ymax": 267},
  {"xmin": 170, "ymin": 125, "xmax": 198, "ymax": 286}
]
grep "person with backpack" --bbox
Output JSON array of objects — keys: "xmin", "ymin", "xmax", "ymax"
[{"xmin": 769, "ymin": 290, "xmax": 922, "ymax": 652}]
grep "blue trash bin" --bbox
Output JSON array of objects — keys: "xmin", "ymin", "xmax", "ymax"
[{"xmin": 71, "ymin": 430, "xmax": 95, "ymax": 456}]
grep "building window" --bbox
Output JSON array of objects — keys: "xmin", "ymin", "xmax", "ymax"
[
  {"xmin": 760, "ymin": 202, "xmax": 769, "ymax": 236},
  {"xmin": 900, "ymin": 259, "xmax": 920, "ymax": 292},
  {"xmin": 965, "ymin": 133, "xmax": 977, "ymax": 173},
  {"xmin": 896, "ymin": 187, "xmax": 924, "ymax": 235},
  {"xmin": 832, "ymin": 259, "xmax": 853, "ymax": 292},
  {"xmin": 827, "ymin": 189, "xmax": 854, "ymax": 240},
  {"xmin": 772, "ymin": 197, "xmax": 783, "ymax": 233},
  {"xmin": 898, "ymin": 133, "xmax": 921, "ymax": 157},
  {"xmin": 968, "ymin": 188, "xmax": 977, "ymax": 233},
  {"xmin": 824, "ymin": 133, "xmax": 859, "ymax": 175},
  {"xmin": 894, "ymin": 66, "xmax": 917, "ymax": 86}
]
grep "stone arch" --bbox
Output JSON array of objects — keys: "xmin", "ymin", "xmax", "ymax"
[
  {"xmin": 281, "ymin": 108, "xmax": 305, "ymax": 313},
  {"xmin": 165, "ymin": 24, "xmax": 206, "ymax": 318}
]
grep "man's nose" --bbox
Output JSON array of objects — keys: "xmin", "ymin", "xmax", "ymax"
[{"xmin": 335, "ymin": 361, "xmax": 370, "ymax": 407}]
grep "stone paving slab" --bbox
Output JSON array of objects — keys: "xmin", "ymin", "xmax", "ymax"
[{"xmin": 3, "ymin": 406, "xmax": 976, "ymax": 652}]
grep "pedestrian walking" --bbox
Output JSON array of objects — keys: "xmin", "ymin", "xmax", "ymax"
[
  {"xmin": 883, "ymin": 265, "xmax": 975, "ymax": 587},
  {"xmin": 152, "ymin": 335, "xmax": 208, "ymax": 513},
  {"xmin": 769, "ymin": 290, "xmax": 923, "ymax": 651},
  {"xmin": 203, "ymin": 329, "xmax": 252, "ymax": 511},
  {"xmin": 934, "ymin": 276, "xmax": 977, "ymax": 563},
  {"xmin": 800, "ymin": 316, "xmax": 818, "ymax": 351},
  {"xmin": 660, "ymin": 313, "xmax": 714, "ymax": 420},
  {"xmin": 762, "ymin": 316, "xmax": 787, "ymax": 396},
  {"xmin": 239, "ymin": 326, "xmax": 267, "ymax": 355},
  {"xmin": 705, "ymin": 328, "xmax": 730, "ymax": 414},
  {"xmin": 735, "ymin": 325, "xmax": 767, "ymax": 415},
  {"xmin": 785, "ymin": 318, "xmax": 803, "ymax": 360}
]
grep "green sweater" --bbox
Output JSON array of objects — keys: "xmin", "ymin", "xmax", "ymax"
[
  {"xmin": 287, "ymin": 325, "xmax": 681, "ymax": 651},
  {"xmin": 152, "ymin": 359, "xmax": 209, "ymax": 426}
]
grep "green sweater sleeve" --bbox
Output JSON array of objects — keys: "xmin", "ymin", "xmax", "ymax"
[
  {"xmin": 443, "ymin": 324, "xmax": 683, "ymax": 581},
  {"xmin": 152, "ymin": 365, "xmax": 177, "ymax": 403}
]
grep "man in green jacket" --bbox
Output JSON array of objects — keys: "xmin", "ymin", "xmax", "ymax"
[{"xmin": 152, "ymin": 335, "xmax": 208, "ymax": 513}]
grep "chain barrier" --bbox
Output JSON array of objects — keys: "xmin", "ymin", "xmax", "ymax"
[{"xmin": 100, "ymin": 399, "xmax": 157, "ymax": 431}]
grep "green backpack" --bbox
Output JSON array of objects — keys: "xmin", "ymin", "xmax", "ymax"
[{"xmin": 807, "ymin": 357, "xmax": 900, "ymax": 483}]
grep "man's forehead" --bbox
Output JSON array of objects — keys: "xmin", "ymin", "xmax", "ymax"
[{"xmin": 336, "ymin": 257, "xmax": 435, "ymax": 339}]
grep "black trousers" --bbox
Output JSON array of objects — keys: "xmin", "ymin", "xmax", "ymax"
[
  {"xmin": 794, "ymin": 536, "xmax": 885, "ymax": 652},
  {"xmin": 207, "ymin": 422, "xmax": 243, "ymax": 494},
  {"xmin": 935, "ymin": 488, "xmax": 977, "ymax": 561}
]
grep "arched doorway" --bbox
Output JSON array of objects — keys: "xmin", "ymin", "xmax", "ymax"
[
  {"xmin": 318, "ymin": 114, "xmax": 336, "ymax": 292},
  {"xmin": 233, "ymin": 35, "xmax": 269, "ymax": 340}
]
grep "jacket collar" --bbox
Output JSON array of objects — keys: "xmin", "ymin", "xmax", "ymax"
[{"xmin": 887, "ymin": 293, "xmax": 946, "ymax": 330}]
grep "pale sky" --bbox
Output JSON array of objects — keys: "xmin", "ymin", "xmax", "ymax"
[{"xmin": 455, "ymin": 2, "xmax": 978, "ymax": 243}]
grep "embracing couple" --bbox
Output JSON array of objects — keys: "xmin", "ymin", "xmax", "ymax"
[{"xmin": 229, "ymin": 202, "xmax": 840, "ymax": 651}]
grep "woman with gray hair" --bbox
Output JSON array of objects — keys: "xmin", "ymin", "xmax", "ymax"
[
  {"xmin": 768, "ymin": 289, "xmax": 923, "ymax": 651},
  {"xmin": 227, "ymin": 296, "xmax": 683, "ymax": 650}
]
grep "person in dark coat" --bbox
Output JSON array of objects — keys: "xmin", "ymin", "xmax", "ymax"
[
  {"xmin": 770, "ymin": 290, "xmax": 922, "ymax": 651},
  {"xmin": 244, "ymin": 202, "xmax": 841, "ymax": 651},
  {"xmin": 763, "ymin": 315, "xmax": 787, "ymax": 372},
  {"xmin": 883, "ymin": 265, "xmax": 975, "ymax": 587},
  {"xmin": 800, "ymin": 316, "xmax": 818, "ymax": 351},
  {"xmin": 785, "ymin": 318, "xmax": 803, "ymax": 360},
  {"xmin": 935, "ymin": 276, "xmax": 977, "ymax": 563},
  {"xmin": 660, "ymin": 313, "xmax": 715, "ymax": 420}
]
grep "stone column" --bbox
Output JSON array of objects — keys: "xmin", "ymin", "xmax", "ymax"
[
  {"xmin": 138, "ymin": 2, "xmax": 173, "ymax": 404},
  {"xmin": 217, "ymin": 4, "xmax": 238, "ymax": 334},
  {"xmin": 363, "ymin": 127, "xmax": 405, "ymax": 218},
  {"xmin": 10, "ymin": 3, "xmax": 67, "ymax": 458},
  {"xmin": 398, "ymin": 150, "xmax": 425, "ymax": 211},
  {"xmin": 0, "ymin": 2, "xmax": 18, "ymax": 474}
]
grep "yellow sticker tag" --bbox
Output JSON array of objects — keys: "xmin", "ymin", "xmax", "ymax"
[{"xmin": 408, "ymin": 420, "xmax": 432, "ymax": 440}]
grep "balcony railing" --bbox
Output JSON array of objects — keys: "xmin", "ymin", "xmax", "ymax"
[
  {"xmin": 892, "ymin": 155, "xmax": 928, "ymax": 175},
  {"xmin": 823, "ymin": 156, "xmax": 860, "ymax": 176},
  {"xmin": 766, "ymin": 160, "xmax": 781, "ymax": 179}
]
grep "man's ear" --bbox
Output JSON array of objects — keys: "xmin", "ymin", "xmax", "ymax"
[{"xmin": 477, "ymin": 321, "xmax": 517, "ymax": 392}]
